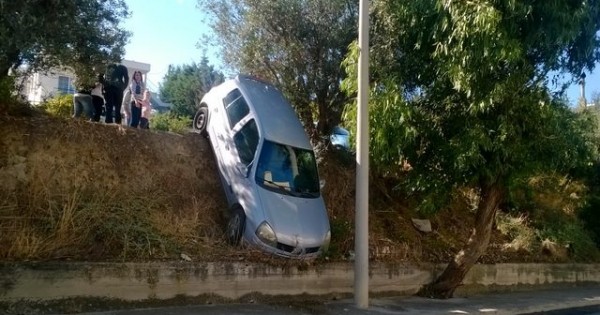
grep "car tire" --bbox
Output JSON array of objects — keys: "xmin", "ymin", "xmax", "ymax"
[
  {"xmin": 226, "ymin": 206, "xmax": 245, "ymax": 246},
  {"xmin": 193, "ymin": 105, "xmax": 209, "ymax": 137}
]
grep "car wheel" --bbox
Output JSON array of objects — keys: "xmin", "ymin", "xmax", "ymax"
[
  {"xmin": 193, "ymin": 105, "xmax": 209, "ymax": 137},
  {"xmin": 226, "ymin": 206, "xmax": 245, "ymax": 246}
]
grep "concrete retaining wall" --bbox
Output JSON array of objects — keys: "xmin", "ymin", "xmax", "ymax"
[{"xmin": 1, "ymin": 262, "xmax": 600, "ymax": 302}]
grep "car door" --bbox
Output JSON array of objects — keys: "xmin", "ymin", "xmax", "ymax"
[
  {"xmin": 230, "ymin": 118, "xmax": 259, "ymax": 190},
  {"xmin": 218, "ymin": 88, "xmax": 252, "ymax": 201}
]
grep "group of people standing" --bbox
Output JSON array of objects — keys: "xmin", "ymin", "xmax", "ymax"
[{"xmin": 73, "ymin": 63, "xmax": 152, "ymax": 129}]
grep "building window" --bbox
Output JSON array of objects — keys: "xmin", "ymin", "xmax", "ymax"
[{"xmin": 57, "ymin": 76, "xmax": 75, "ymax": 94}]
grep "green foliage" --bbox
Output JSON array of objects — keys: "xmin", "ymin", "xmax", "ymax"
[
  {"xmin": 580, "ymin": 195, "xmax": 600, "ymax": 247},
  {"xmin": 325, "ymin": 217, "xmax": 353, "ymax": 258},
  {"xmin": 198, "ymin": 0, "xmax": 358, "ymax": 137},
  {"xmin": 496, "ymin": 210, "xmax": 600, "ymax": 261},
  {"xmin": 151, "ymin": 113, "xmax": 192, "ymax": 134},
  {"xmin": 342, "ymin": 45, "xmax": 415, "ymax": 174},
  {"xmin": 0, "ymin": 77, "xmax": 15, "ymax": 104},
  {"xmin": 576, "ymin": 160, "xmax": 600, "ymax": 248},
  {"xmin": 501, "ymin": 173, "xmax": 600, "ymax": 259},
  {"xmin": 40, "ymin": 94, "xmax": 73, "ymax": 118},
  {"xmin": 0, "ymin": 77, "xmax": 34, "ymax": 116},
  {"xmin": 343, "ymin": 0, "xmax": 600, "ymax": 212},
  {"xmin": 159, "ymin": 58, "xmax": 224, "ymax": 119},
  {"xmin": 0, "ymin": 0, "xmax": 130, "ymax": 86}
]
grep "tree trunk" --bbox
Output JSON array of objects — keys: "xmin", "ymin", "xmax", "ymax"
[{"xmin": 418, "ymin": 182, "xmax": 504, "ymax": 299}]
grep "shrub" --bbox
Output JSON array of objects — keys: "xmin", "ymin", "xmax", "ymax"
[
  {"xmin": 40, "ymin": 94, "xmax": 73, "ymax": 118},
  {"xmin": 0, "ymin": 77, "xmax": 36, "ymax": 116},
  {"xmin": 150, "ymin": 112, "xmax": 170, "ymax": 131},
  {"xmin": 577, "ymin": 162, "xmax": 600, "ymax": 248},
  {"xmin": 0, "ymin": 77, "xmax": 15, "ymax": 105},
  {"xmin": 504, "ymin": 174, "xmax": 600, "ymax": 260},
  {"xmin": 536, "ymin": 219, "xmax": 600, "ymax": 261},
  {"xmin": 579, "ymin": 195, "xmax": 600, "ymax": 247},
  {"xmin": 151, "ymin": 113, "xmax": 191, "ymax": 134}
]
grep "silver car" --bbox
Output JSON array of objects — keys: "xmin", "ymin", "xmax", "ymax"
[{"xmin": 193, "ymin": 75, "xmax": 331, "ymax": 258}]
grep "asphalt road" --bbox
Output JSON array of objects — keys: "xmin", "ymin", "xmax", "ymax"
[
  {"xmin": 53, "ymin": 285, "xmax": 600, "ymax": 315},
  {"xmin": 525, "ymin": 305, "xmax": 600, "ymax": 315}
]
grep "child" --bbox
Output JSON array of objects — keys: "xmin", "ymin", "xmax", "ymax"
[{"xmin": 139, "ymin": 89, "xmax": 152, "ymax": 129}]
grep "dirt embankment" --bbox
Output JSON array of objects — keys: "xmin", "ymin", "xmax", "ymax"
[
  {"xmin": 0, "ymin": 113, "xmax": 566, "ymax": 264},
  {"xmin": 0, "ymin": 114, "xmax": 228, "ymax": 261}
]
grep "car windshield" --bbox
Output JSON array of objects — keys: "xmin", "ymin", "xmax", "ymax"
[{"xmin": 255, "ymin": 140, "xmax": 320, "ymax": 198}]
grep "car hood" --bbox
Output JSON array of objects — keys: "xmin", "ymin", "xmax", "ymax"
[{"xmin": 257, "ymin": 187, "xmax": 329, "ymax": 248}]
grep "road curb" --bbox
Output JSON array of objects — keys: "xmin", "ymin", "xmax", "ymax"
[{"xmin": 1, "ymin": 262, "xmax": 600, "ymax": 303}]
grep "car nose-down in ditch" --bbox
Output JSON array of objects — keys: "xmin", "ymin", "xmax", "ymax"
[{"xmin": 193, "ymin": 75, "xmax": 331, "ymax": 258}]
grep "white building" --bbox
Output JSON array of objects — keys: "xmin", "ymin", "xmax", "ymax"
[{"xmin": 21, "ymin": 59, "xmax": 151, "ymax": 105}]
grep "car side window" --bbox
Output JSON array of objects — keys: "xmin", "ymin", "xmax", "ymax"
[
  {"xmin": 223, "ymin": 89, "xmax": 250, "ymax": 129},
  {"xmin": 233, "ymin": 119, "xmax": 259, "ymax": 166}
]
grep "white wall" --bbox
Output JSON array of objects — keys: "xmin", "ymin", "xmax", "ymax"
[{"xmin": 22, "ymin": 60, "xmax": 151, "ymax": 105}]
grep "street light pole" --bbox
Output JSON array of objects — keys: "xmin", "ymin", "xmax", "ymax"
[{"xmin": 355, "ymin": 0, "xmax": 370, "ymax": 309}]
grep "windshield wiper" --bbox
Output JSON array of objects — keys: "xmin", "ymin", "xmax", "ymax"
[
  {"xmin": 293, "ymin": 190, "xmax": 319, "ymax": 198},
  {"xmin": 257, "ymin": 177, "xmax": 292, "ymax": 193}
]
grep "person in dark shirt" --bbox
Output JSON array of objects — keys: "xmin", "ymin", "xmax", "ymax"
[{"xmin": 101, "ymin": 63, "xmax": 129, "ymax": 124}]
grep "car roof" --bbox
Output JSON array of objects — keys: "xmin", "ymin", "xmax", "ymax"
[{"xmin": 234, "ymin": 75, "xmax": 312, "ymax": 150}]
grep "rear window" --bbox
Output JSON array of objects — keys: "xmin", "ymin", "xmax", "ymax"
[{"xmin": 223, "ymin": 89, "xmax": 250, "ymax": 129}]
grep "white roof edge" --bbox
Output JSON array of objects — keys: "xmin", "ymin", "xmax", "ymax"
[{"xmin": 122, "ymin": 59, "xmax": 151, "ymax": 72}]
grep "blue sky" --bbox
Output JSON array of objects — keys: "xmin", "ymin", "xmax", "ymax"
[
  {"xmin": 123, "ymin": 0, "xmax": 219, "ymax": 90},
  {"xmin": 554, "ymin": 71, "xmax": 600, "ymax": 106},
  {"xmin": 122, "ymin": 0, "xmax": 599, "ymax": 105}
]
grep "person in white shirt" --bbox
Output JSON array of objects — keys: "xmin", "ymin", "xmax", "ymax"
[{"xmin": 124, "ymin": 71, "xmax": 145, "ymax": 128}]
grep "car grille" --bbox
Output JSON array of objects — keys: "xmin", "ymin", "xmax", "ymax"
[
  {"xmin": 276, "ymin": 242, "xmax": 320, "ymax": 254},
  {"xmin": 305, "ymin": 246, "xmax": 320, "ymax": 254}
]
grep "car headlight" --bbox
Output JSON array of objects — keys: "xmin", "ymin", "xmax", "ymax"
[
  {"xmin": 322, "ymin": 230, "xmax": 331, "ymax": 252},
  {"xmin": 256, "ymin": 221, "xmax": 277, "ymax": 248}
]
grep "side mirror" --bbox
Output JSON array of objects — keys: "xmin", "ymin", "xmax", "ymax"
[{"xmin": 320, "ymin": 179, "xmax": 326, "ymax": 190}]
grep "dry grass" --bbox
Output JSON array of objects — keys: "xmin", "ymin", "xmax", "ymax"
[
  {"xmin": 0, "ymin": 114, "xmax": 227, "ymax": 261},
  {"xmin": 527, "ymin": 175, "xmax": 586, "ymax": 216},
  {"xmin": 496, "ymin": 213, "xmax": 537, "ymax": 252}
]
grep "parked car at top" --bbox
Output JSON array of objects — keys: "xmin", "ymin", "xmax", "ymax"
[
  {"xmin": 193, "ymin": 75, "xmax": 331, "ymax": 258},
  {"xmin": 330, "ymin": 126, "xmax": 350, "ymax": 150},
  {"xmin": 314, "ymin": 122, "xmax": 351, "ymax": 151}
]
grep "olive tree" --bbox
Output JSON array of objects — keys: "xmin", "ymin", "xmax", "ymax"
[
  {"xmin": 198, "ymin": 0, "xmax": 358, "ymax": 139},
  {"xmin": 0, "ymin": 0, "xmax": 130, "ymax": 97}
]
